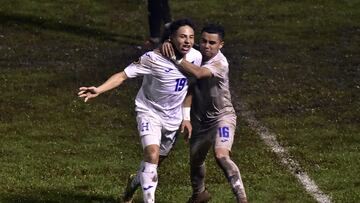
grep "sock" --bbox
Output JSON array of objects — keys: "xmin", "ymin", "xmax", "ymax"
[
  {"xmin": 190, "ymin": 163, "xmax": 206, "ymax": 194},
  {"xmin": 140, "ymin": 161, "xmax": 158, "ymax": 203},
  {"xmin": 216, "ymin": 156, "xmax": 247, "ymax": 201}
]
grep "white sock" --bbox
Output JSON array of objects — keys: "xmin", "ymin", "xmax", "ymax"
[{"xmin": 140, "ymin": 161, "xmax": 158, "ymax": 203}]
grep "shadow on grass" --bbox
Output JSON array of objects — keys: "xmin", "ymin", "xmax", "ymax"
[
  {"xmin": 2, "ymin": 190, "xmax": 118, "ymax": 203},
  {"xmin": 0, "ymin": 12, "xmax": 141, "ymax": 45},
  {"xmin": 3, "ymin": 191, "xmax": 172, "ymax": 203}
]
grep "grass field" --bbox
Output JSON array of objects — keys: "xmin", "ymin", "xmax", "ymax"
[{"xmin": 0, "ymin": 0, "xmax": 359, "ymax": 202}]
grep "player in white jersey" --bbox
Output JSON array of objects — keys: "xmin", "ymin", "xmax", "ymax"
[
  {"xmin": 78, "ymin": 19, "xmax": 202, "ymax": 203},
  {"xmin": 162, "ymin": 24, "xmax": 248, "ymax": 203}
]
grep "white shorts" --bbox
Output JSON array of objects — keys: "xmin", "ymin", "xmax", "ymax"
[{"xmin": 136, "ymin": 112, "xmax": 178, "ymax": 156}]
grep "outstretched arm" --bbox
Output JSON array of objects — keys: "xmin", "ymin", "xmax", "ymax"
[{"xmin": 78, "ymin": 71, "xmax": 128, "ymax": 102}]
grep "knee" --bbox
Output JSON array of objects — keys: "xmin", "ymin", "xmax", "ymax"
[
  {"xmin": 144, "ymin": 145, "xmax": 160, "ymax": 164},
  {"xmin": 214, "ymin": 148, "xmax": 230, "ymax": 161},
  {"xmin": 214, "ymin": 149, "xmax": 232, "ymax": 169},
  {"xmin": 215, "ymin": 154, "xmax": 229, "ymax": 165}
]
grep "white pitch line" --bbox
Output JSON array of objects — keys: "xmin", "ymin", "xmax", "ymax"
[{"xmin": 236, "ymin": 101, "xmax": 332, "ymax": 203}]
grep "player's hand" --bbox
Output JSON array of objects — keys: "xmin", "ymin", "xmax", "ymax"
[
  {"xmin": 160, "ymin": 41, "xmax": 175, "ymax": 59},
  {"xmin": 78, "ymin": 86, "xmax": 100, "ymax": 102},
  {"xmin": 181, "ymin": 120, "xmax": 192, "ymax": 143}
]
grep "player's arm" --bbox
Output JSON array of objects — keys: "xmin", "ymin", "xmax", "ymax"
[
  {"xmin": 181, "ymin": 87, "xmax": 193, "ymax": 142},
  {"xmin": 78, "ymin": 71, "xmax": 128, "ymax": 102},
  {"xmin": 160, "ymin": 41, "xmax": 212, "ymax": 79},
  {"xmin": 177, "ymin": 59, "xmax": 212, "ymax": 79}
]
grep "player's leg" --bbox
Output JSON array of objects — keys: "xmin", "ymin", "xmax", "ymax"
[
  {"xmin": 214, "ymin": 148, "xmax": 247, "ymax": 203},
  {"xmin": 139, "ymin": 125, "xmax": 181, "ymax": 203},
  {"xmin": 123, "ymin": 159, "xmax": 168, "ymax": 203},
  {"xmin": 158, "ymin": 129, "xmax": 178, "ymax": 163},
  {"xmin": 122, "ymin": 129, "xmax": 175, "ymax": 203},
  {"xmin": 159, "ymin": 0, "xmax": 172, "ymax": 25},
  {"xmin": 147, "ymin": 0, "xmax": 162, "ymax": 46},
  {"xmin": 140, "ymin": 144, "xmax": 159, "ymax": 203},
  {"xmin": 188, "ymin": 126, "xmax": 212, "ymax": 202},
  {"xmin": 124, "ymin": 113, "xmax": 162, "ymax": 203},
  {"xmin": 123, "ymin": 169, "xmax": 140, "ymax": 203},
  {"xmin": 214, "ymin": 116, "xmax": 247, "ymax": 203}
]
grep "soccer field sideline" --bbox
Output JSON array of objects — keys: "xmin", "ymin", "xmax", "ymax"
[{"xmin": 235, "ymin": 100, "xmax": 332, "ymax": 203}]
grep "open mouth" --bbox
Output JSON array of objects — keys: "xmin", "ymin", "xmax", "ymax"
[{"xmin": 181, "ymin": 45, "xmax": 191, "ymax": 52}]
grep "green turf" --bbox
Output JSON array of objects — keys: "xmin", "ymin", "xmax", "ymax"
[{"xmin": 1, "ymin": 0, "xmax": 359, "ymax": 202}]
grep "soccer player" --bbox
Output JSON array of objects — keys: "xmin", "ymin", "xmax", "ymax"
[
  {"xmin": 144, "ymin": 0, "xmax": 172, "ymax": 50},
  {"xmin": 78, "ymin": 19, "xmax": 202, "ymax": 203},
  {"xmin": 162, "ymin": 23, "xmax": 248, "ymax": 203}
]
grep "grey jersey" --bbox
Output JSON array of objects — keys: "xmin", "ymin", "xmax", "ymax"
[{"xmin": 191, "ymin": 51, "xmax": 235, "ymax": 126}]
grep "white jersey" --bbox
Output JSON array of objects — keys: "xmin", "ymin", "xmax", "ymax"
[{"xmin": 124, "ymin": 48, "xmax": 202, "ymax": 130}]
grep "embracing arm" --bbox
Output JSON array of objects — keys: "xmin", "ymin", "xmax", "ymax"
[
  {"xmin": 78, "ymin": 71, "xmax": 128, "ymax": 102},
  {"xmin": 178, "ymin": 59, "xmax": 212, "ymax": 79},
  {"xmin": 160, "ymin": 41, "xmax": 212, "ymax": 79}
]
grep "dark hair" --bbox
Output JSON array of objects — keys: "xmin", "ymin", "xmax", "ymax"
[
  {"xmin": 161, "ymin": 18, "xmax": 195, "ymax": 42},
  {"xmin": 201, "ymin": 23, "xmax": 225, "ymax": 40}
]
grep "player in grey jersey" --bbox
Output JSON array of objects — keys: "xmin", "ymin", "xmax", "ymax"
[
  {"xmin": 162, "ymin": 23, "xmax": 248, "ymax": 203},
  {"xmin": 78, "ymin": 19, "xmax": 202, "ymax": 203}
]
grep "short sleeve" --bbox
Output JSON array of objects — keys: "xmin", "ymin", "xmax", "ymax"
[
  {"xmin": 185, "ymin": 48, "xmax": 202, "ymax": 67},
  {"xmin": 124, "ymin": 52, "xmax": 153, "ymax": 78},
  {"xmin": 203, "ymin": 59, "xmax": 228, "ymax": 78}
]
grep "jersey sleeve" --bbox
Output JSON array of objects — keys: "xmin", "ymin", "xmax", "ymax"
[
  {"xmin": 203, "ymin": 59, "xmax": 228, "ymax": 78},
  {"xmin": 192, "ymin": 51, "xmax": 202, "ymax": 66},
  {"xmin": 186, "ymin": 48, "xmax": 202, "ymax": 67},
  {"xmin": 124, "ymin": 52, "xmax": 153, "ymax": 78}
]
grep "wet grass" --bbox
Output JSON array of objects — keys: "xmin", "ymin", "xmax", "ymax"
[{"xmin": 1, "ymin": 0, "xmax": 359, "ymax": 202}]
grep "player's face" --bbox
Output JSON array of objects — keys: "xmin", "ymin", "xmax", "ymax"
[
  {"xmin": 171, "ymin": 25, "xmax": 195, "ymax": 55},
  {"xmin": 200, "ymin": 32, "xmax": 224, "ymax": 61}
]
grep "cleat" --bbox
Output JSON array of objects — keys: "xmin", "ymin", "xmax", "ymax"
[
  {"xmin": 238, "ymin": 199, "xmax": 248, "ymax": 203},
  {"xmin": 237, "ymin": 197, "xmax": 248, "ymax": 203},
  {"xmin": 122, "ymin": 174, "xmax": 138, "ymax": 203},
  {"xmin": 187, "ymin": 189, "xmax": 211, "ymax": 203}
]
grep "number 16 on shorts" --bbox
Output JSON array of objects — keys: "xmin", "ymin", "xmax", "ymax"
[{"xmin": 219, "ymin": 126, "xmax": 230, "ymax": 142}]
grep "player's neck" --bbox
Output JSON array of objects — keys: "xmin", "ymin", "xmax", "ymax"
[
  {"xmin": 174, "ymin": 49, "xmax": 184, "ymax": 60},
  {"xmin": 203, "ymin": 50, "xmax": 220, "ymax": 62}
]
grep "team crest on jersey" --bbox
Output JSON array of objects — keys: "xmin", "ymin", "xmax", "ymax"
[{"xmin": 133, "ymin": 57, "xmax": 141, "ymax": 64}]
